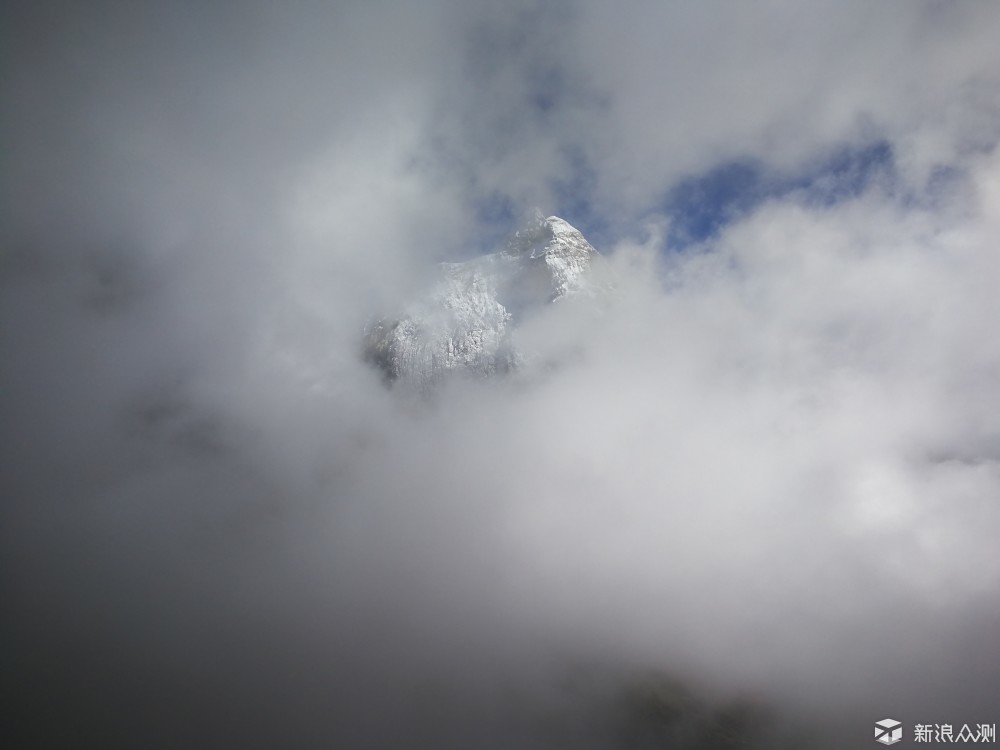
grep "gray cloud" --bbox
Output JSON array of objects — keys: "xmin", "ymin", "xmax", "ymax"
[{"xmin": 3, "ymin": 1, "xmax": 1000, "ymax": 747}]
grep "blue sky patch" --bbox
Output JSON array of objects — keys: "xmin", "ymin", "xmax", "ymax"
[{"xmin": 663, "ymin": 141, "xmax": 895, "ymax": 249}]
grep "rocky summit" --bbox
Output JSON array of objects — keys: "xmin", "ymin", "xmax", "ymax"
[{"xmin": 364, "ymin": 213, "xmax": 599, "ymax": 389}]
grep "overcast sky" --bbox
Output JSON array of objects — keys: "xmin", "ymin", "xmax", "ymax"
[{"xmin": 3, "ymin": 1, "xmax": 1000, "ymax": 747}]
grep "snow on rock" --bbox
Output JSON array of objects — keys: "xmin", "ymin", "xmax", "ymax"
[{"xmin": 364, "ymin": 214, "xmax": 599, "ymax": 388}]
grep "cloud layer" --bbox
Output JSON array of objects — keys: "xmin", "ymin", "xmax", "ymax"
[{"xmin": 3, "ymin": 1, "xmax": 1000, "ymax": 746}]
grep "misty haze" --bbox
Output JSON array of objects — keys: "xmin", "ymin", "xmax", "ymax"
[{"xmin": 3, "ymin": 2, "xmax": 1000, "ymax": 748}]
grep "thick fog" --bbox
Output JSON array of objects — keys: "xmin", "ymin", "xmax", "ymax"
[{"xmin": 3, "ymin": 1, "xmax": 1000, "ymax": 747}]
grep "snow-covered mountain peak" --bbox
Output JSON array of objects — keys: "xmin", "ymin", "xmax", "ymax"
[{"xmin": 363, "ymin": 215, "xmax": 600, "ymax": 389}]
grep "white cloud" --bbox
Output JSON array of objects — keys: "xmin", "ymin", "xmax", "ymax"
[{"xmin": 4, "ymin": 1, "xmax": 1000, "ymax": 745}]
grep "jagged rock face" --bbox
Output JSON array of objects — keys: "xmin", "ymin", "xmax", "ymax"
[{"xmin": 364, "ymin": 215, "xmax": 598, "ymax": 388}]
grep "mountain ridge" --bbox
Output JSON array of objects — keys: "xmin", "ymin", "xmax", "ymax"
[{"xmin": 364, "ymin": 214, "xmax": 599, "ymax": 388}]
